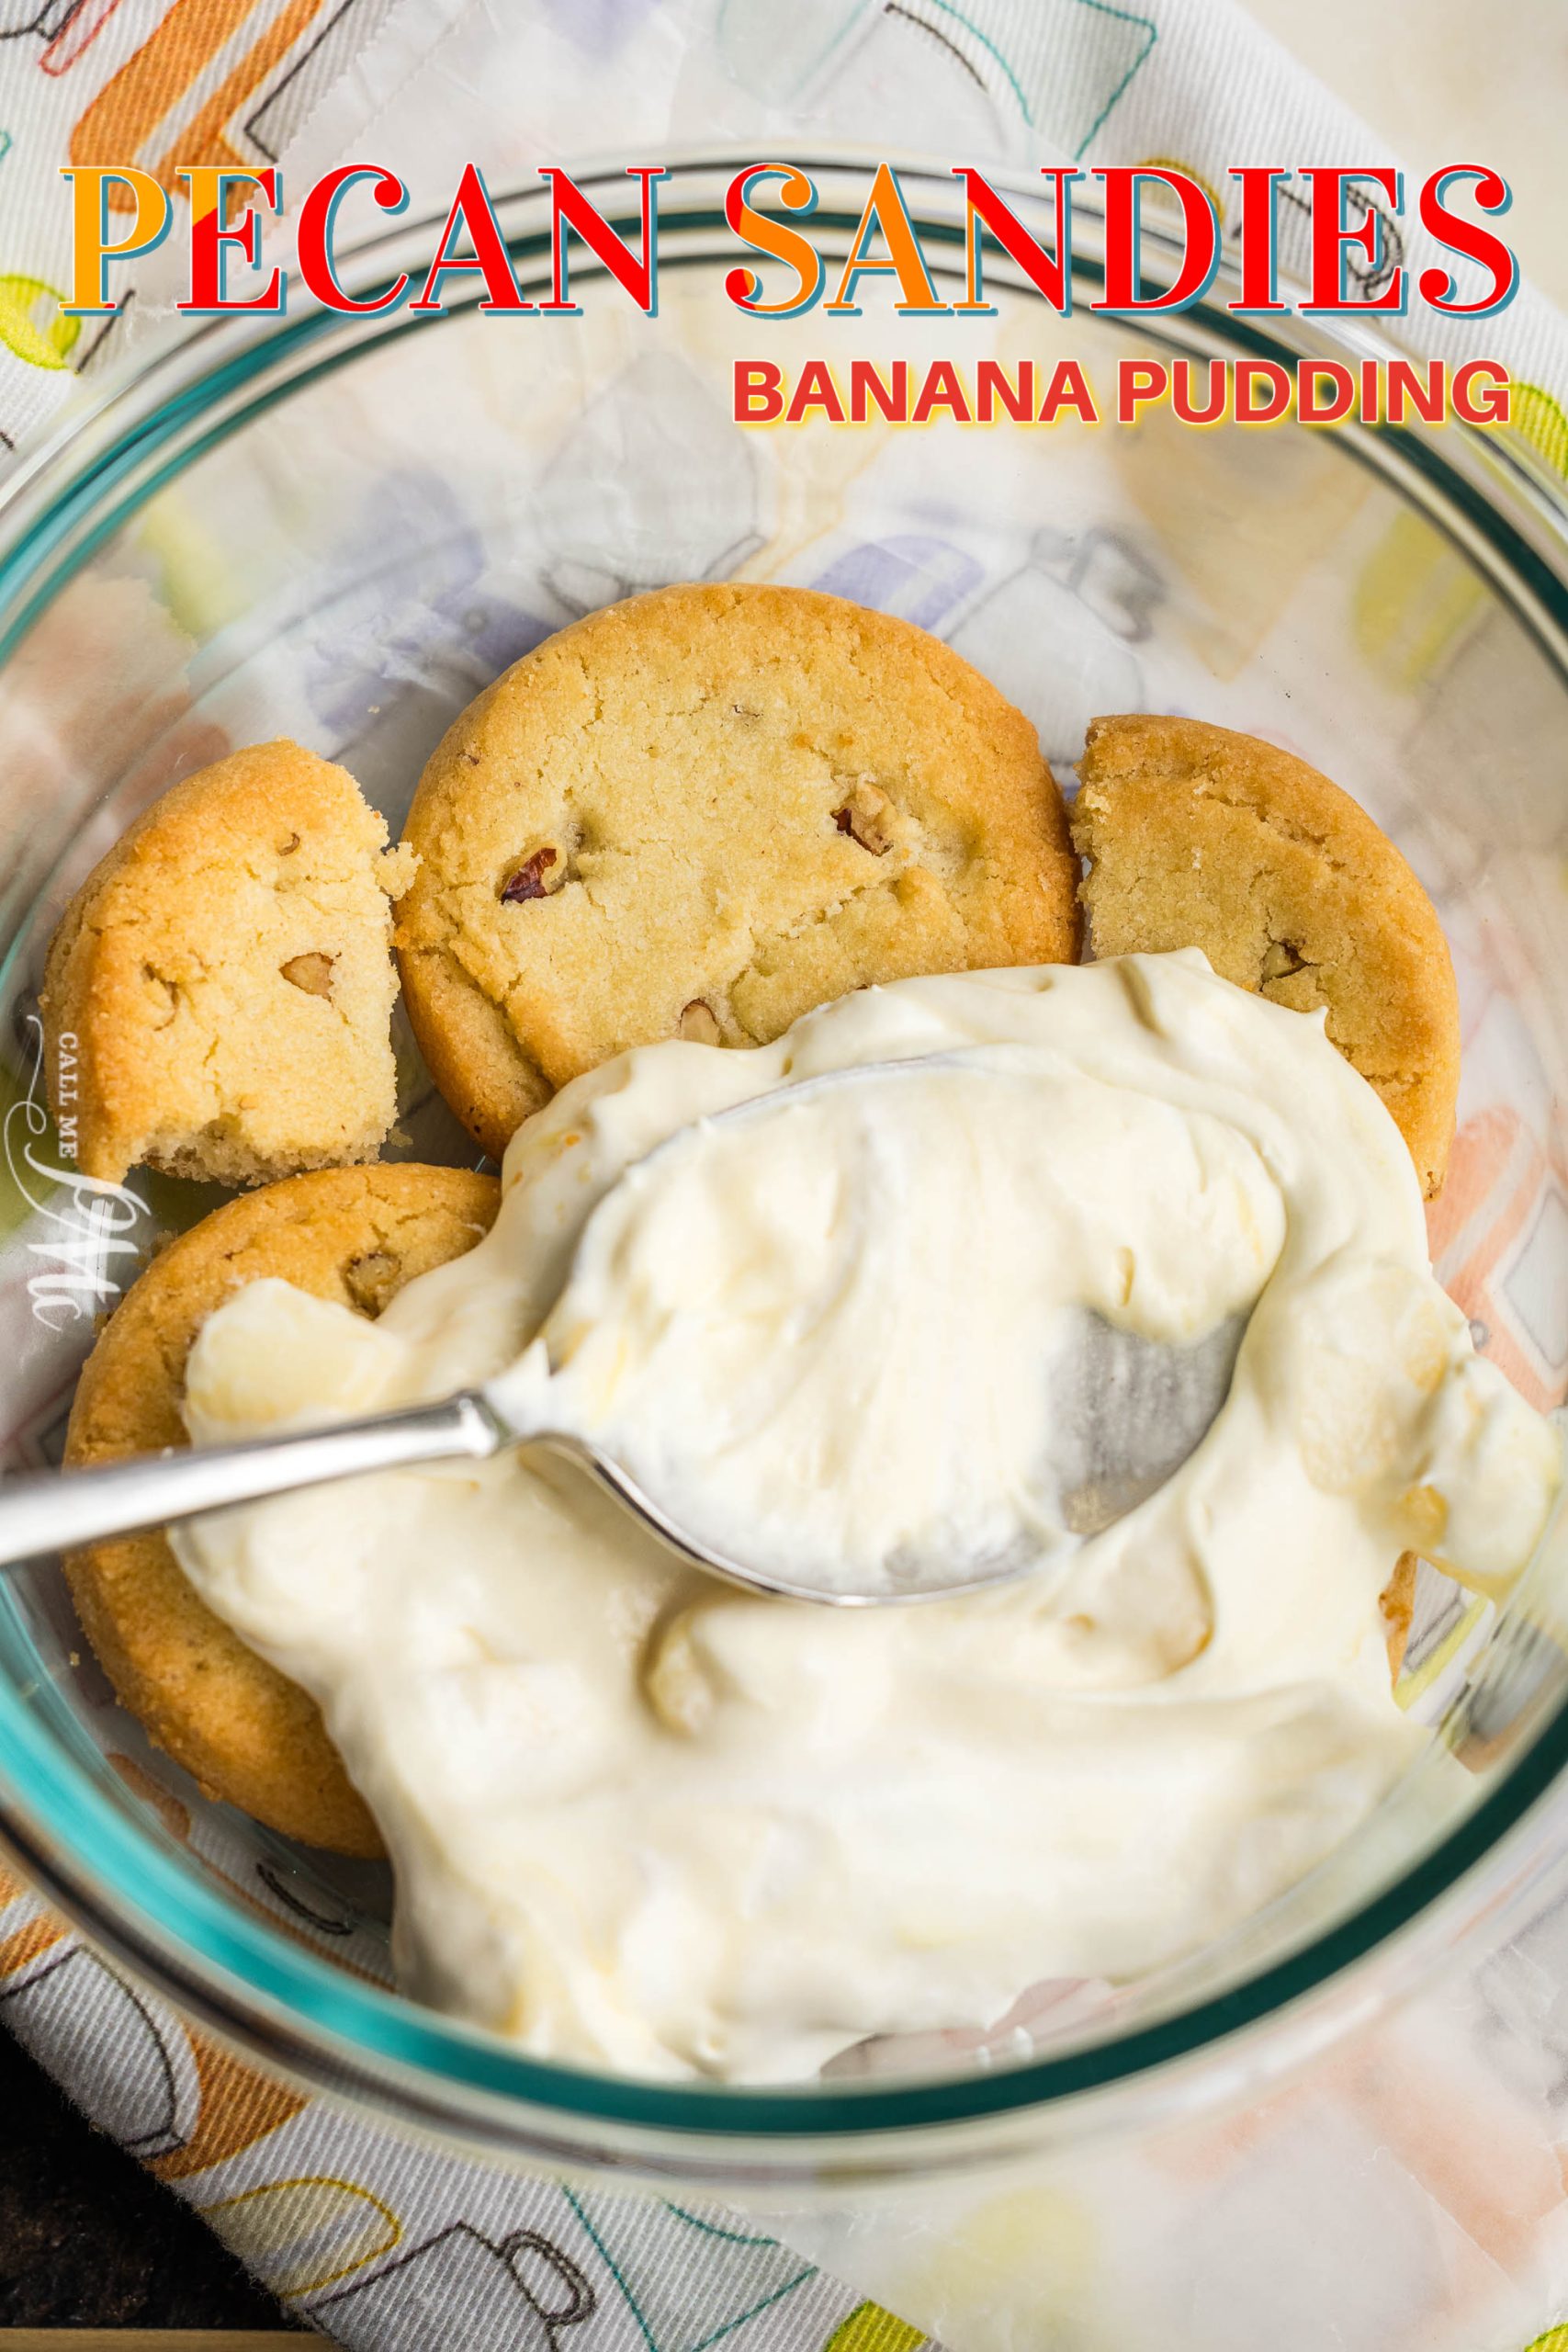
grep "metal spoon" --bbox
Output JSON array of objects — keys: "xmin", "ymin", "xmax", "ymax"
[{"xmin": 0, "ymin": 1074, "xmax": 1247, "ymax": 1607}]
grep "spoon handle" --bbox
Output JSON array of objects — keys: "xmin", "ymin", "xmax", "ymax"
[{"xmin": 0, "ymin": 1392, "xmax": 507, "ymax": 1571}]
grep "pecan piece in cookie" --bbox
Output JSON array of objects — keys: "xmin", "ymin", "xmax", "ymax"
[
  {"xmin": 678, "ymin": 998, "xmax": 723, "ymax": 1044},
  {"xmin": 501, "ymin": 846, "xmax": 560, "ymax": 903},
  {"xmin": 280, "ymin": 950, "xmax": 336, "ymax": 997},
  {"xmin": 832, "ymin": 778, "xmax": 894, "ymax": 855}
]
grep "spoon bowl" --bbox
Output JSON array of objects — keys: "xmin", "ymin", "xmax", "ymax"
[{"xmin": 535, "ymin": 1304, "xmax": 1244, "ymax": 1601}]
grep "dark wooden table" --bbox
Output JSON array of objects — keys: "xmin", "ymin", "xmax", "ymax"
[{"xmin": 0, "ymin": 2026, "xmax": 286, "ymax": 2331}]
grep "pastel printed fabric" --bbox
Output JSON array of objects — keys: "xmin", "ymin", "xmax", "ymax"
[
  {"xmin": 0, "ymin": 1867, "xmax": 930, "ymax": 2351},
  {"xmin": 0, "ymin": 0, "xmax": 417, "ymax": 451}
]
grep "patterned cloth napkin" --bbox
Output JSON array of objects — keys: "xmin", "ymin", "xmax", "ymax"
[
  {"xmin": 5, "ymin": 6, "xmax": 1568, "ymax": 2349},
  {"xmin": 0, "ymin": 1862, "xmax": 928, "ymax": 2352}
]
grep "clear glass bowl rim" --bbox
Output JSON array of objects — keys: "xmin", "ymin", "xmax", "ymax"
[{"xmin": 1, "ymin": 153, "xmax": 1567, "ymax": 2165}]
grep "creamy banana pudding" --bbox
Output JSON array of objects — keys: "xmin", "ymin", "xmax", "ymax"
[{"xmin": 170, "ymin": 956, "xmax": 1560, "ymax": 2081}]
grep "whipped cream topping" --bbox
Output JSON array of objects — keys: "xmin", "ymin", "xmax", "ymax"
[{"xmin": 173, "ymin": 955, "xmax": 1561, "ymax": 2081}]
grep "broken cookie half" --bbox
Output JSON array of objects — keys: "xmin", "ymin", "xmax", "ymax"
[
  {"xmin": 41, "ymin": 740, "xmax": 417, "ymax": 1187},
  {"xmin": 1071, "ymin": 714, "xmax": 1461, "ymax": 1199}
]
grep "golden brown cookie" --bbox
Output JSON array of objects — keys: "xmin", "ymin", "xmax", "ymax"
[
  {"xmin": 1072, "ymin": 716, "xmax": 1460, "ymax": 1196},
  {"xmin": 41, "ymin": 741, "xmax": 418, "ymax": 1187},
  {"xmin": 64, "ymin": 1163, "xmax": 500, "ymax": 1855},
  {"xmin": 397, "ymin": 583, "xmax": 1079, "ymax": 1160}
]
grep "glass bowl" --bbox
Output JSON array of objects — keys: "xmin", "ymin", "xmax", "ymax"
[{"xmin": 2, "ymin": 156, "xmax": 1568, "ymax": 2205}]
